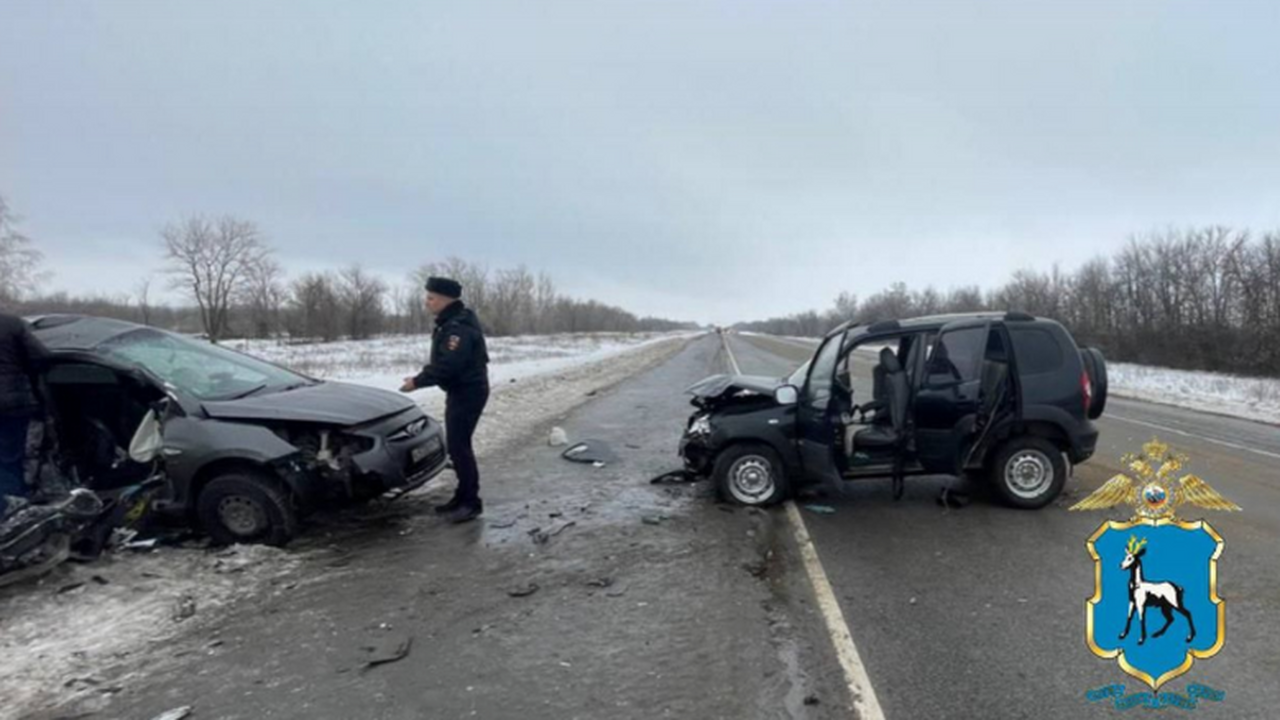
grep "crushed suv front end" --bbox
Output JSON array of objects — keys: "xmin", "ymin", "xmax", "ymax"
[{"xmin": 679, "ymin": 412, "xmax": 717, "ymax": 475}]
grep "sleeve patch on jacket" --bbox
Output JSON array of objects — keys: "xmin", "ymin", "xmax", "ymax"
[{"xmin": 447, "ymin": 335, "xmax": 461, "ymax": 351}]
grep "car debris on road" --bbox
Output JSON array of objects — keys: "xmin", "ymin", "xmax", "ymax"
[
  {"xmin": 507, "ymin": 581, "xmax": 540, "ymax": 598},
  {"xmin": 560, "ymin": 439, "xmax": 619, "ymax": 465},
  {"xmin": 361, "ymin": 633, "xmax": 413, "ymax": 669}
]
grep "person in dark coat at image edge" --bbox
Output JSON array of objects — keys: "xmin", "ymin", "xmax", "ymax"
[
  {"xmin": 400, "ymin": 277, "xmax": 490, "ymax": 524},
  {"xmin": 0, "ymin": 312, "xmax": 50, "ymax": 516}
]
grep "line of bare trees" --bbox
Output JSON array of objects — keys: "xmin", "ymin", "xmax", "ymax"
[
  {"xmin": 738, "ymin": 228, "xmax": 1280, "ymax": 378},
  {"xmin": 0, "ymin": 204, "xmax": 694, "ymax": 341}
]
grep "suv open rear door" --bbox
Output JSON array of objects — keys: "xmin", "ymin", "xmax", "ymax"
[{"xmin": 913, "ymin": 319, "xmax": 991, "ymax": 475}]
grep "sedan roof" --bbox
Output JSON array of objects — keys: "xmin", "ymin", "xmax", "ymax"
[{"xmin": 27, "ymin": 315, "xmax": 147, "ymax": 351}]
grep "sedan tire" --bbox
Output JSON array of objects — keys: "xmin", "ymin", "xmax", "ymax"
[{"xmin": 197, "ymin": 471, "xmax": 299, "ymax": 547}]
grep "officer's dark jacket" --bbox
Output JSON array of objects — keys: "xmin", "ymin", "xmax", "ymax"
[
  {"xmin": 413, "ymin": 301, "xmax": 489, "ymax": 392},
  {"xmin": 0, "ymin": 313, "xmax": 50, "ymax": 417}
]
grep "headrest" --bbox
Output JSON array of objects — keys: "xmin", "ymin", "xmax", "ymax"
[{"xmin": 879, "ymin": 347, "xmax": 902, "ymax": 373}]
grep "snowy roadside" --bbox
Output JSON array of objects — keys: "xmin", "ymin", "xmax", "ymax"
[
  {"xmin": 1107, "ymin": 362, "xmax": 1280, "ymax": 426},
  {"xmin": 228, "ymin": 331, "xmax": 696, "ymax": 395},
  {"xmin": 0, "ymin": 333, "xmax": 701, "ymax": 720}
]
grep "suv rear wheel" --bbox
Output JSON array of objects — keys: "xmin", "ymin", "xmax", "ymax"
[
  {"xmin": 713, "ymin": 444, "xmax": 790, "ymax": 507},
  {"xmin": 988, "ymin": 436, "xmax": 1066, "ymax": 509}
]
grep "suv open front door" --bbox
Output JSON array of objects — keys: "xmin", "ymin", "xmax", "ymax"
[
  {"xmin": 913, "ymin": 319, "xmax": 991, "ymax": 475},
  {"xmin": 796, "ymin": 331, "xmax": 846, "ymax": 484}
]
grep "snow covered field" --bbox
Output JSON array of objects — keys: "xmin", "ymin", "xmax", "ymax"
[{"xmin": 229, "ymin": 331, "xmax": 694, "ymax": 401}]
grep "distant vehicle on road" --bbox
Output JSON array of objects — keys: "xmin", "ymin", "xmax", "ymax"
[
  {"xmin": 26, "ymin": 315, "xmax": 448, "ymax": 545},
  {"xmin": 680, "ymin": 312, "xmax": 1107, "ymax": 508}
]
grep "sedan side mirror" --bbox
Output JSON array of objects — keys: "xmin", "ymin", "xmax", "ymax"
[{"xmin": 774, "ymin": 385, "xmax": 799, "ymax": 405}]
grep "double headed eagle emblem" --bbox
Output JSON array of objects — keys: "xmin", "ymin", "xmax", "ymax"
[{"xmin": 1070, "ymin": 438, "xmax": 1240, "ymax": 519}]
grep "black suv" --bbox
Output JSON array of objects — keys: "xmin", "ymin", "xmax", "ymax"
[{"xmin": 679, "ymin": 312, "xmax": 1107, "ymax": 508}]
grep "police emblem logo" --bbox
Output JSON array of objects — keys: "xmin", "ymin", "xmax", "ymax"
[
  {"xmin": 1071, "ymin": 438, "xmax": 1239, "ymax": 703},
  {"xmin": 447, "ymin": 335, "xmax": 461, "ymax": 351}
]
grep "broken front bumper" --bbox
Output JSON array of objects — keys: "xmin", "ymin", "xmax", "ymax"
[
  {"xmin": 678, "ymin": 430, "xmax": 715, "ymax": 476},
  {"xmin": 348, "ymin": 411, "xmax": 448, "ymax": 492}
]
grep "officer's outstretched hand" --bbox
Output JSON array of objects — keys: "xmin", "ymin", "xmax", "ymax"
[{"xmin": 399, "ymin": 377, "xmax": 417, "ymax": 393}]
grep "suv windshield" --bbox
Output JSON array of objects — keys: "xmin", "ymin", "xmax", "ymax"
[{"xmin": 99, "ymin": 329, "xmax": 311, "ymax": 401}]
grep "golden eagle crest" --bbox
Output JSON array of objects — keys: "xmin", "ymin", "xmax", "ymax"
[{"xmin": 1070, "ymin": 438, "xmax": 1240, "ymax": 520}]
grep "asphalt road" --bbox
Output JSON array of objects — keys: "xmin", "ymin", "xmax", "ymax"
[
  {"xmin": 90, "ymin": 335, "xmax": 850, "ymax": 720},
  {"xmin": 43, "ymin": 332, "xmax": 1280, "ymax": 720},
  {"xmin": 727, "ymin": 333, "xmax": 1280, "ymax": 720}
]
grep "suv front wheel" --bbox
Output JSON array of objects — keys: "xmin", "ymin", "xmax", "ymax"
[
  {"xmin": 988, "ymin": 437, "xmax": 1066, "ymax": 509},
  {"xmin": 713, "ymin": 444, "xmax": 790, "ymax": 507}
]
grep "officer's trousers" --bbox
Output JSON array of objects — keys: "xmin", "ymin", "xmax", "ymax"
[{"xmin": 445, "ymin": 383, "xmax": 489, "ymax": 507}]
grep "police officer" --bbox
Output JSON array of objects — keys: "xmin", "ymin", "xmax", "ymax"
[{"xmin": 401, "ymin": 277, "xmax": 490, "ymax": 523}]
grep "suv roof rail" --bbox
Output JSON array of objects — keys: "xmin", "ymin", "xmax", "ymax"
[
  {"xmin": 866, "ymin": 320, "xmax": 901, "ymax": 333},
  {"xmin": 1003, "ymin": 311, "xmax": 1036, "ymax": 322}
]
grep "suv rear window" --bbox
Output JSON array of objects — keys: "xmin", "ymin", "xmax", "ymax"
[{"xmin": 1009, "ymin": 327, "xmax": 1064, "ymax": 374}]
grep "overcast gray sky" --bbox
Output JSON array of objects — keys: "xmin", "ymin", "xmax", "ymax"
[{"xmin": 3, "ymin": 0, "xmax": 1279, "ymax": 325}]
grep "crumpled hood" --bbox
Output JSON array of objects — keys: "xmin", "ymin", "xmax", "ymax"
[
  {"xmin": 202, "ymin": 381, "xmax": 418, "ymax": 426},
  {"xmin": 686, "ymin": 374, "xmax": 783, "ymax": 407}
]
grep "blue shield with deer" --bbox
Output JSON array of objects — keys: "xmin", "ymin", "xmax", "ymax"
[{"xmin": 1086, "ymin": 519, "xmax": 1225, "ymax": 689}]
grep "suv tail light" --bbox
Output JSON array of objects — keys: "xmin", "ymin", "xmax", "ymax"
[{"xmin": 1081, "ymin": 371, "xmax": 1093, "ymax": 415}]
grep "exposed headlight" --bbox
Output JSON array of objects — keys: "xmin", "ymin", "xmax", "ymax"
[{"xmin": 688, "ymin": 414, "xmax": 712, "ymax": 437}]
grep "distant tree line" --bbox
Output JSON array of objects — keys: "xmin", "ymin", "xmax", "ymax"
[
  {"xmin": 0, "ymin": 202, "xmax": 696, "ymax": 341},
  {"xmin": 737, "ymin": 228, "xmax": 1280, "ymax": 378}
]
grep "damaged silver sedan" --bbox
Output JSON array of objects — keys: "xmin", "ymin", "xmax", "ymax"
[{"xmin": 26, "ymin": 315, "xmax": 447, "ymax": 546}]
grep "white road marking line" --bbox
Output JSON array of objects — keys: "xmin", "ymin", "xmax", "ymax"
[
  {"xmin": 785, "ymin": 501, "xmax": 887, "ymax": 720},
  {"xmin": 722, "ymin": 333, "xmax": 743, "ymax": 376},
  {"xmin": 720, "ymin": 334, "xmax": 886, "ymax": 719},
  {"xmin": 1107, "ymin": 413, "xmax": 1280, "ymax": 461}
]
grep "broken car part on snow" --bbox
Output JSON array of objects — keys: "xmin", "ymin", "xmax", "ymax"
[{"xmin": 1, "ymin": 411, "xmax": 168, "ymax": 587}]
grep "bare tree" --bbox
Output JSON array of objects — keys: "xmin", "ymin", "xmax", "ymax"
[
  {"xmin": 533, "ymin": 272, "xmax": 557, "ymax": 334},
  {"xmin": 134, "ymin": 277, "xmax": 154, "ymax": 326},
  {"xmin": 243, "ymin": 257, "xmax": 286, "ymax": 339},
  {"xmin": 336, "ymin": 264, "xmax": 388, "ymax": 340},
  {"xmin": 161, "ymin": 215, "xmax": 271, "ymax": 341},
  {"xmin": 288, "ymin": 272, "xmax": 341, "ymax": 342},
  {"xmin": 0, "ymin": 195, "xmax": 46, "ymax": 307}
]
